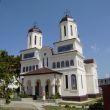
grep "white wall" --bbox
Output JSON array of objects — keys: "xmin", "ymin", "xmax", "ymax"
[
  {"xmin": 85, "ymin": 63, "xmax": 99, "ymax": 94},
  {"xmin": 60, "ymin": 18, "xmax": 79, "ymax": 41},
  {"xmin": 59, "ymin": 68, "xmax": 87, "ymax": 97},
  {"xmin": 27, "ymin": 32, "xmax": 42, "ymax": 49}
]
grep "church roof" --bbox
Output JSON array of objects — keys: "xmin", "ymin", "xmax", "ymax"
[
  {"xmin": 84, "ymin": 59, "xmax": 95, "ymax": 64},
  {"xmin": 28, "ymin": 25, "xmax": 42, "ymax": 33},
  {"xmin": 20, "ymin": 67, "xmax": 62, "ymax": 76},
  {"xmin": 60, "ymin": 15, "xmax": 73, "ymax": 23}
]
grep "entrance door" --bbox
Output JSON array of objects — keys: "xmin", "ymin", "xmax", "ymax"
[
  {"xmin": 45, "ymin": 80, "xmax": 51, "ymax": 98},
  {"xmin": 35, "ymin": 80, "xmax": 41, "ymax": 99}
]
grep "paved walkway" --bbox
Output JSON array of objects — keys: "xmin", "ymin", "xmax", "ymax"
[
  {"xmin": 0, "ymin": 99, "xmax": 58, "ymax": 110},
  {"xmin": 0, "ymin": 98, "xmax": 99, "ymax": 110}
]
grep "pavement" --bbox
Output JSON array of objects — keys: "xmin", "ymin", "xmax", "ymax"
[
  {"xmin": 0, "ymin": 99, "xmax": 58, "ymax": 110},
  {"xmin": 0, "ymin": 98, "xmax": 98, "ymax": 110}
]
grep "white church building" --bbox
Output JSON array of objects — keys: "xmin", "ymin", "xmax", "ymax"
[{"xmin": 20, "ymin": 14, "xmax": 99, "ymax": 101}]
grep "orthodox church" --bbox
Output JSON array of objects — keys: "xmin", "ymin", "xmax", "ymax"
[{"xmin": 20, "ymin": 14, "xmax": 99, "ymax": 101}]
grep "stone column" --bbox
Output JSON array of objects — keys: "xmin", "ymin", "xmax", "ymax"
[
  {"xmin": 31, "ymin": 80, "xmax": 35, "ymax": 96},
  {"xmin": 51, "ymin": 76, "xmax": 56, "ymax": 95},
  {"xmin": 51, "ymin": 84, "xmax": 55, "ymax": 95},
  {"xmin": 42, "ymin": 85, "xmax": 46, "ymax": 101}
]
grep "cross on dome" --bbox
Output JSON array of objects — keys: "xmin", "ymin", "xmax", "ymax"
[
  {"xmin": 33, "ymin": 22, "xmax": 38, "ymax": 28},
  {"xmin": 64, "ymin": 9, "xmax": 71, "ymax": 16},
  {"xmin": 60, "ymin": 10, "xmax": 73, "ymax": 23},
  {"xmin": 28, "ymin": 22, "xmax": 42, "ymax": 33}
]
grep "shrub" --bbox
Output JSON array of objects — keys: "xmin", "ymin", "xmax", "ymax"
[
  {"xmin": 82, "ymin": 105, "xmax": 85, "ymax": 109},
  {"xmin": 65, "ymin": 104, "xmax": 69, "ymax": 108},
  {"xmin": 88, "ymin": 100, "xmax": 104, "ymax": 110},
  {"xmin": 18, "ymin": 92, "xmax": 29, "ymax": 98},
  {"xmin": 72, "ymin": 106, "xmax": 76, "ymax": 108},
  {"xmin": 50, "ymin": 92, "xmax": 61, "ymax": 99}
]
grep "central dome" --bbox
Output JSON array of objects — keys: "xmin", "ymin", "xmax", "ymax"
[{"xmin": 28, "ymin": 25, "xmax": 42, "ymax": 33}]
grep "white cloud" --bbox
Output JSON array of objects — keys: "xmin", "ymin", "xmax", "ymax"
[{"xmin": 91, "ymin": 43, "xmax": 99, "ymax": 52}]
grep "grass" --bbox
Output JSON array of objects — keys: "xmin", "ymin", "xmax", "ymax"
[
  {"xmin": 44, "ymin": 106, "xmax": 87, "ymax": 110},
  {"xmin": 0, "ymin": 107, "xmax": 34, "ymax": 110}
]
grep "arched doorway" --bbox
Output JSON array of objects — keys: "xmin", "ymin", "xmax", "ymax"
[
  {"xmin": 45, "ymin": 79, "xmax": 51, "ymax": 99},
  {"xmin": 35, "ymin": 80, "xmax": 41, "ymax": 99}
]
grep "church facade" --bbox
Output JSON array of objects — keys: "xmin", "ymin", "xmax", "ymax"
[{"xmin": 20, "ymin": 14, "xmax": 99, "ymax": 101}]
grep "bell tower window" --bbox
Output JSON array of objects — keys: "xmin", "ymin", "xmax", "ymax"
[
  {"xmin": 34, "ymin": 36, "xmax": 36, "ymax": 45},
  {"xmin": 64, "ymin": 26, "xmax": 66, "ymax": 36},
  {"xmin": 30, "ymin": 36, "xmax": 31, "ymax": 45},
  {"xmin": 70, "ymin": 25, "xmax": 73, "ymax": 36}
]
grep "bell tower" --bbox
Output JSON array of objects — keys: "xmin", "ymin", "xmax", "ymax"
[
  {"xmin": 27, "ymin": 25, "xmax": 43, "ymax": 49},
  {"xmin": 59, "ymin": 14, "xmax": 79, "ymax": 41}
]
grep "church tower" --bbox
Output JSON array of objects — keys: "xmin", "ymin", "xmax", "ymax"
[
  {"xmin": 59, "ymin": 14, "xmax": 79, "ymax": 41},
  {"xmin": 53, "ymin": 14, "xmax": 82, "ymax": 54},
  {"xmin": 27, "ymin": 25, "xmax": 43, "ymax": 49}
]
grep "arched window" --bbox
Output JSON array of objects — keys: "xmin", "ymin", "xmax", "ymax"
[
  {"xmin": 33, "ymin": 65, "xmax": 35, "ymax": 70},
  {"xmin": 64, "ymin": 26, "xmax": 66, "ymax": 36},
  {"xmin": 61, "ymin": 61, "xmax": 64, "ymax": 68},
  {"xmin": 29, "ymin": 66, "xmax": 32, "ymax": 71},
  {"xmin": 44, "ymin": 53, "xmax": 46, "ymax": 56},
  {"xmin": 52, "ymin": 62, "xmax": 56, "ymax": 68},
  {"xmin": 36, "ymin": 65, "xmax": 38, "ymax": 69},
  {"xmin": 47, "ymin": 57, "xmax": 48, "ymax": 67},
  {"xmin": 71, "ymin": 74, "xmax": 77, "ymax": 89},
  {"xmin": 29, "ymin": 36, "xmax": 31, "ymax": 46},
  {"xmin": 65, "ymin": 75, "xmax": 68, "ymax": 89},
  {"xmin": 70, "ymin": 25, "xmax": 73, "ymax": 36},
  {"xmin": 26, "ymin": 66, "xmax": 28, "ymax": 72},
  {"xmin": 34, "ymin": 36, "xmax": 36, "ymax": 45},
  {"xmin": 23, "ymin": 67, "xmax": 25, "ymax": 72},
  {"xmin": 70, "ymin": 60, "xmax": 74, "ymax": 66},
  {"xmin": 57, "ymin": 62, "xmax": 60, "ymax": 68},
  {"xmin": 65, "ymin": 60, "xmax": 69, "ymax": 67}
]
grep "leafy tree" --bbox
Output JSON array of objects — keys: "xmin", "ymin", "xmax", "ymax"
[{"xmin": 0, "ymin": 50, "xmax": 20, "ymax": 104}]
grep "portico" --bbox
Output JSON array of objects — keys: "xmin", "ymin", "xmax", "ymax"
[{"xmin": 21, "ymin": 67, "xmax": 62, "ymax": 100}]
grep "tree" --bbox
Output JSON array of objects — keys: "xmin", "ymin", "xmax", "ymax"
[{"xmin": 0, "ymin": 50, "xmax": 20, "ymax": 104}]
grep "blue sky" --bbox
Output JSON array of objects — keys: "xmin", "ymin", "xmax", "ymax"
[{"xmin": 0, "ymin": 0, "xmax": 110, "ymax": 78}]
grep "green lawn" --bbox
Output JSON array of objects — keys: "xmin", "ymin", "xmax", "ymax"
[{"xmin": 44, "ymin": 106, "xmax": 87, "ymax": 110}]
